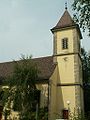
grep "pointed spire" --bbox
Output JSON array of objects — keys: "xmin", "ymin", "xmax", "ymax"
[
  {"xmin": 51, "ymin": 10, "xmax": 75, "ymax": 30},
  {"xmin": 51, "ymin": 6, "xmax": 82, "ymax": 39}
]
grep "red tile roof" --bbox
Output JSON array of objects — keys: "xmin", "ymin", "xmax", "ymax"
[{"xmin": 0, "ymin": 56, "xmax": 56, "ymax": 83}]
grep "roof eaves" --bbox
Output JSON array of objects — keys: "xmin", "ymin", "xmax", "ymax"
[
  {"xmin": 51, "ymin": 24, "xmax": 76, "ymax": 33},
  {"xmin": 51, "ymin": 24, "xmax": 82, "ymax": 39}
]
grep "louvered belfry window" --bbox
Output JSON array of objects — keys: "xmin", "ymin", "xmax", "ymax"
[{"xmin": 62, "ymin": 38, "xmax": 68, "ymax": 49}]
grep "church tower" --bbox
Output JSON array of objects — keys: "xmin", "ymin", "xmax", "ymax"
[{"xmin": 49, "ymin": 7, "xmax": 84, "ymax": 120}]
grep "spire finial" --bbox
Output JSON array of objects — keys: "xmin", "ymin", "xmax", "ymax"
[{"xmin": 65, "ymin": 2, "xmax": 67, "ymax": 10}]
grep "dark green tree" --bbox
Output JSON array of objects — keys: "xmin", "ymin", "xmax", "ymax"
[
  {"xmin": 72, "ymin": 0, "xmax": 90, "ymax": 35},
  {"xmin": 3, "ymin": 56, "xmax": 40, "ymax": 120},
  {"xmin": 88, "ymin": 52, "xmax": 90, "ymax": 82},
  {"xmin": 81, "ymin": 48, "xmax": 89, "ymax": 84},
  {"xmin": 81, "ymin": 48, "xmax": 90, "ymax": 115}
]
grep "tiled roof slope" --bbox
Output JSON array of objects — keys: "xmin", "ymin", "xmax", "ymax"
[
  {"xmin": 51, "ymin": 10, "xmax": 82, "ymax": 39},
  {"xmin": 52, "ymin": 10, "xmax": 75, "ymax": 30},
  {"xmin": 0, "ymin": 56, "xmax": 56, "ymax": 83}
]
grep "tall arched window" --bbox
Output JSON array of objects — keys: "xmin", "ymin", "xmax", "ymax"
[{"xmin": 62, "ymin": 38, "xmax": 68, "ymax": 49}]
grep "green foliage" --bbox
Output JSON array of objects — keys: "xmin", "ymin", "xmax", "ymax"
[
  {"xmin": 38, "ymin": 107, "xmax": 48, "ymax": 120},
  {"xmin": 81, "ymin": 48, "xmax": 90, "ymax": 84},
  {"xmin": 2, "ymin": 56, "xmax": 40, "ymax": 120},
  {"xmin": 69, "ymin": 109, "xmax": 85, "ymax": 120},
  {"xmin": 72, "ymin": 0, "xmax": 90, "ymax": 35},
  {"xmin": 0, "ymin": 87, "xmax": 12, "ymax": 120},
  {"xmin": 0, "ymin": 87, "xmax": 10, "ymax": 108},
  {"xmin": 81, "ymin": 48, "xmax": 90, "ymax": 114}
]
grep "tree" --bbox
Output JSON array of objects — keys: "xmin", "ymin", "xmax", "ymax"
[
  {"xmin": 81, "ymin": 48, "xmax": 89, "ymax": 84},
  {"xmin": 3, "ymin": 56, "xmax": 40, "ymax": 120},
  {"xmin": 81, "ymin": 48, "xmax": 90, "ymax": 115},
  {"xmin": 72, "ymin": 0, "xmax": 90, "ymax": 35}
]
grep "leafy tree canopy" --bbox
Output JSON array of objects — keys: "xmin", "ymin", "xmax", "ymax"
[
  {"xmin": 81, "ymin": 48, "xmax": 90, "ymax": 114},
  {"xmin": 2, "ymin": 56, "xmax": 40, "ymax": 120},
  {"xmin": 81, "ymin": 48, "xmax": 90, "ymax": 84},
  {"xmin": 72, "ymin": 0, "xmax": 90, "ymax": 35}
]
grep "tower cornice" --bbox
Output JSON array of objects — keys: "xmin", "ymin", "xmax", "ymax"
[
  {"xmin": 53, "ymin": 52, "xmax": 82, "ymax": 61},
  {"xmin": 51, "ymin": 24, "xmax": 82, "ymax": 39}
]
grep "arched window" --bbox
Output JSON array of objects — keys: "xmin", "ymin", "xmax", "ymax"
[{"xmin": 62, "ymin": 38, "xmax": 68, "ymax": 49}]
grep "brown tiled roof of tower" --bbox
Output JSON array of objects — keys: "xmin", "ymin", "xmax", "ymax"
[
  {"xmin": 53, "ymin": 10, "xmax": 75, "ymax": 29},
  {"xmin": 51, "ymin": 9, "xmax": 82, "ymax": 39}
]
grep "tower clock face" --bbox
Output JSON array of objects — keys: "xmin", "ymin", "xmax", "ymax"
[{"xmin": 63, "ymin": 57, "xmax": 68, "ymax": 61}]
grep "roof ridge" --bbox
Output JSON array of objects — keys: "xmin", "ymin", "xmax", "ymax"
[
  {"xmin": 0, "ymin": 55, "xmax": 53, "ymax": 65},
  {"xmin": 32, "ymin": 55, "xmax": 52, "ymax": 60}
]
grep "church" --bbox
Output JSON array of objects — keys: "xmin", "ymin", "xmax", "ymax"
[{"xmin": 0, "ymin": 7, "xmax": 84, "ymax": 120}]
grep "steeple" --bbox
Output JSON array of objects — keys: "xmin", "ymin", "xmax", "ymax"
[
  {"xmin": 51, "ymin": 10, "xmax": 75, "ymax": 30},
  {"xmin": 51, "ymin": 9, "xmax": 82, "ymax": 39},
  {"xmin": 49, "ymin": 7, "xmax": 84, "ymax": 120}
]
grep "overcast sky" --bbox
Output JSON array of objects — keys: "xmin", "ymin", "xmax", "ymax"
[{"xmin": 0, "ymin": 0, "xmax": 90, "ymax": 62}]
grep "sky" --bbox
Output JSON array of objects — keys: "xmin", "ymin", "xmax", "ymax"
[{"xmin": 0, "ymin": 0, "xmax": 90, "ymax": 62}]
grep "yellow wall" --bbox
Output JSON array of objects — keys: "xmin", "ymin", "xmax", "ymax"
[
  {"xmin": 56, "ymin": 55, "xmax": 75, "ymax": 84},
  {"xmin": 49, "ymin": 66, "xmax": 58, "ymax": 120},
  {"xmin": 53, "ymin": 28, "xmax": 81, "ymax": 55},
  {"xmin": 54, "ymin": 29, "xmax": 74, "ymax": 55},
  {"xmin": 49, "ymin": 65, "xmax": 76, "ymax": 120},
  {"xmin": 36, "ymin": 84, "xmax": 48, "ymax": 108},
  {"xmin": 56, "ymin": 86, "xmax": 76, "ymax": 114}
]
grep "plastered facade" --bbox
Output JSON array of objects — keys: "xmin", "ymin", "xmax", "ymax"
[{"xmin": 49, "ymin": 27, "xmax": 84, "ymax": 120}]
